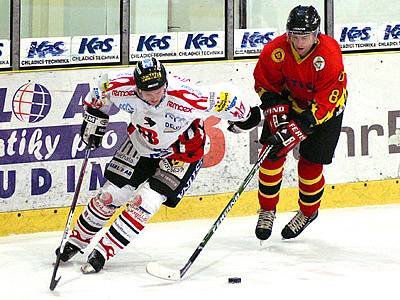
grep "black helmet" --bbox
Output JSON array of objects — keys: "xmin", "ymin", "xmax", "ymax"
[
  {"xmin": 286, "ymin": 5, "xmax": 320, "ymax": 35},
  {"xmin": 134, "ymin": 57, "xmax": 167, "ymax": 91}
]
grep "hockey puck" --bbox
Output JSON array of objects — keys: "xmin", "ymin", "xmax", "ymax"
[{"xmin": 228, "ymin": 277, "xmax": 241, "ymax": 284}]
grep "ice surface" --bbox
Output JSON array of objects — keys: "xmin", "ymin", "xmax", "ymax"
[{"xmin": 1, "ymin": 205, "xmax": 400, "ymax": 300}]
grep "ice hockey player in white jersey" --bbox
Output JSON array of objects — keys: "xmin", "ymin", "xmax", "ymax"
[{"xmin": 56, "ymin": 57, "xmax": 261, "ymax": 274}]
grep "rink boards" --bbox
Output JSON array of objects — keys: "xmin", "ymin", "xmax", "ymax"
[
  {"xmin": 1, "ymin": 52, "xmax": 400, "ymax": 236},
  {"xmin": 0, "ymin": 179, "xmax": 399, "ymax": 236}
]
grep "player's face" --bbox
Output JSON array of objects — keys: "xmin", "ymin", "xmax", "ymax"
[
  {"xmin": 288, "ymin": 33, "xmax": 317, "ymax": 56},
  {"xmin": 139, "ymin": 84, "xmax": 167, "ymax": 106}
]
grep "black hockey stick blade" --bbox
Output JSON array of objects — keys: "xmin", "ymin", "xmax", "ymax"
[
  {"xmin": 49, "ymin": 255, "xmax": 62, "ymax": 290},
  {"xmin": 146, "ymin": 145, "xmax": 273, "ymax": 281},
  {"xmin": 49, "ymin": 275, "xmax": 60, "ymax": 291}
]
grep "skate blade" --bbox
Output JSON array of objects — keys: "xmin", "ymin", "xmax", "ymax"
[{"xmin": 81, "ymin": 263, "xmax": 97, "ymax": 274}]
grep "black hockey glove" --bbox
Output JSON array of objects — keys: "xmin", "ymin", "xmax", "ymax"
[
  {"xmin": 259, "ymin": 91, "xmax": 290, "ymax": 134},
  {"xmin": 227, "ymin": 106, "xmax": 261, "ymax": 134},
  {"xmin": 260, "ymin": 119, "xmax": 308, "ymax": 161},
  {"xmin": 80, "ymin": 106, "xmax": 109, "ymax": 149}
]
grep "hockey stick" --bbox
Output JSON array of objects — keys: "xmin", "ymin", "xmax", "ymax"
[
  {"xmin": 49, "ymin": 141, "xmax": 92, "ymax": 291},
  {"xmin": 146, "ymin": 144, "xmax": 273, "ymax": 281}
]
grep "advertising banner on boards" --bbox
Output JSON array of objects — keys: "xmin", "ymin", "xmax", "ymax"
[{"xmin": 1, "ymin": 57, "xmax": 400, "ymax": 213}]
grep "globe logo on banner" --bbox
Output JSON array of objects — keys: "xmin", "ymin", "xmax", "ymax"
[{"xmin": 11, "ymin": 82, "xmax": 52, "ymax": 123}]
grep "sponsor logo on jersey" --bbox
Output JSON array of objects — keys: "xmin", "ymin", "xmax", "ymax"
[
  {"xmin": 149, "ymin": 148, "xmax": 173, "ymax": 159},
  {"xmin": 181, "ymin": 84, "xmax": 201, "ymax": 96},
  {"xmin": 167, "ymin": 100, "xmax": 194, "ymax": 112},
  {"xmin": 214, "ymin": 92, "xmax": 230, "ymax": 112},
  {"xmin": 144, "ymin": 116, "xmax": 156, "ymax": 127},
  {"xmin": 207, "ymin": 92, "xmax": 216, "ymax": 111},
  {"xmin": 161, "ymin": 159, "xmax": 187, "ymax": 177},
  {"xmin": 167, "ymin": 90, "xmax": 208, "ymax": 110},
  {"xmin": 172, "ymin": 75, "xmax": 191, "ymax": 83},
  {"xmin": 111, "ymin": 89, "xmax": 135, "ymax": 97},
  {"xmin": 165, "ymin": 112, "xmax": 186, "ymax": 123},
  {"xmin": 118, "ymin": 102, "xmax": 135, "ymax": 113},
  {"xmin": 271, "ymin": 48, "xmax": 285, "ymax": 63},
  {"xmin": 313, "ymin": 56, "xmax": 325, "ymax": 71},
  {"xmin": 164, "ymin": 112, "xmax": 187, "ymax": 132},
  {"xmin": 226, "ymin": 96, "xmax": 237, "ymax": 111},
  {"xmin": 107, "ymin": 77, "xmax": 136, "ymax": 90},
  {"xmin": 164, "ymin": 122, "xmax": 182, "ymax": 132}
]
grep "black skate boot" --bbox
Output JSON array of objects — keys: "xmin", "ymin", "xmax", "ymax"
[
  {"xmin": 281, "ymin": 210, "xmax": 318, "ymax": 240},
  {"xmin": 81, "ymin": 249, "xmax": 105, "ymax": 274},
  {"xmin": 55, "ymin": 242, "xmax": 82, "ymax": 262},
  {"xmin": 255, "ymin": 209, "xmax": 276, "ymax": 240}
]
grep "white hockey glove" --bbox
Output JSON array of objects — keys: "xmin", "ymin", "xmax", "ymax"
[{"xmin": 80, "ymin": 106, "xmax": 109, "ymax": 148}]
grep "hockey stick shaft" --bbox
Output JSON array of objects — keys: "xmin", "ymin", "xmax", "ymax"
[
  {"xmin": 147, "ymin": 145, "xmax": 273, "ymax": 280},
  {"xmin": 49, "ymin": 143, "xmax": 92, "ymax": 291},
  {"xmin": 178, "ymin": 144, "xmax": 272, "ymax": 278}
]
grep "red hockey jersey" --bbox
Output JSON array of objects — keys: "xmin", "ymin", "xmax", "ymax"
[{"xmin": 254, "ymin": 33, "xmax": 347, "ymax": 125}]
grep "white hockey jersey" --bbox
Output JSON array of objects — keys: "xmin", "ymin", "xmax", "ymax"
[{"xmin": 84, "ymin": 69, "xmax": 251, "ymax": 162}]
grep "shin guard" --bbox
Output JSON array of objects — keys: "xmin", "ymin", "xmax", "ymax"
[
  {"xmin": 258, "ymin": 156, "xmax": 286, "ymax": 211},
  {"xmin": 297, "ymin": 156, "xmax": 324, "ymax": 217},
  {"xmin": 69, "ymin": 191, "xmax": 117, "ymax": 250},
  {"xmin": 94, "ymin": 182, "xmax": 166, "ymax": 261}
]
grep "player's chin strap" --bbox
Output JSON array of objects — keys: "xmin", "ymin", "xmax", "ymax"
[{"xmin": 146, "ymin": 144, "xmax": 274, "ymax": 281}]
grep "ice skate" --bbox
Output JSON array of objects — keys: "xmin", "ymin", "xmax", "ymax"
[
  {"xmin": 255, "ymin": 209, "xmax": 276, "ymax": 243},
  {"xmin": 81, "ymin": 249, "xmax": 106, "ymax": 274},
  {"xmin": 55, "ymin": 241, "xmax": 82, "ymax": 262},
  {"xmin": 281, "ymin": 210, "xmax": 318, "ymax": 239}
]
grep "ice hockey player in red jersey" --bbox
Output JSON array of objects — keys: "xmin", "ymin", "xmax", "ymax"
[
  {"xmin": 230, "ymin": 5, "xmax": 347, "ymax": 241},
  {"xmin": 56, "ymin": 57, "xmax": 260, "ymax": 273}
]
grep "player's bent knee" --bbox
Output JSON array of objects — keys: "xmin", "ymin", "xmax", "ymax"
[
  {"xmin": 129, "ymin": 182, "xmax": 167, "ymax": 216},
  {"xmin": 99, "ymin": 180, "xmax": 136, "ymax": 208}
]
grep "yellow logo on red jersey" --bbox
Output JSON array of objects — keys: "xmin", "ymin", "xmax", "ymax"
[{"xmin": 271, "ymin": 48, "xmax": 285, "ymax": 63}]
